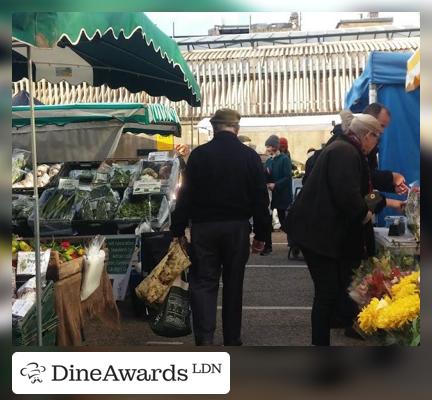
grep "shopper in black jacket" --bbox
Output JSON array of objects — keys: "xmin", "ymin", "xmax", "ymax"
[
  {"xmin": 287, "ymin": 111, "xmax": 405, "ymax": 346},
  {"xmin": 302, "ymin": 104, "xmax": 409, "ymax": 337},
  {"xmin": 171, "ymin": 108, "xmax": 269, "ymax": 346}
]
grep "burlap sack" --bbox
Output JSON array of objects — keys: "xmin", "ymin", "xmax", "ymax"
[
  {"xmin": 135, "ymin": 239, "xmax": 191, "ymax": 304},
  {"xmin": 46, "ymin": 251, "xmax": 84, "ymax": 281}
]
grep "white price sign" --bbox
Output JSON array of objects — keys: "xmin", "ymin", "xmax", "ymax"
[
  {"xmin": 12, "ymin": 299, "xmax": 34, "ymax": 318},
  {"xmin": 58, "ymin": 178, "xmax": 79, "ymax": 190},
  {"xmin": 95, "ymin": 172, "xmax": 109, "ymax": 183},
  {"xmin": 148, "ymin": 151, "xmax": 169, "ymax": 162},
  {"xmin": 16, "ymin": 249, "xmax": 51, "ymax": 276},
  {"xmin": 133, "ymin": 180, "xmax": 161, "ymax": 194}
]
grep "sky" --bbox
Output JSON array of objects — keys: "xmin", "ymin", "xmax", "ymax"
[{"xmin": 146, "ymin": 12, "xmax": 420, "ymax": 37}]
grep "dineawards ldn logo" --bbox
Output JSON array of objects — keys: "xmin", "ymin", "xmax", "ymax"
[
  {"xmin": 20, "ymin": 362, "xmax": 47, "ymax": 384},
  {"xmin": 13, "ymin": 352, "xmax": 230, "ymax": 394}
]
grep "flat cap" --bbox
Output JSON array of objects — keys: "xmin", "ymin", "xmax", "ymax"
[{"xmin": 210, "ymin": 108, "xmax": 241, "ymax": 124}]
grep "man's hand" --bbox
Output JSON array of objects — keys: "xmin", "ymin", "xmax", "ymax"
[
  {"xmin": 386, "ymin": 198, "xmax": 407, "ymax": 213},
  {"xmin": 251, "ymin": 239, "xmax": 265, "ymax": 254},
  {"xmin": 392, "ymin": 172, "xmax": 409, "ymax": 195},
  {"xmin": 267, "ymin": 183, "xmax": 275, "ymax": 191},
  {"xmin": 174, "ymin": 144, "xmax": 190, "ymax": 158},
  {"xmin": 174, "ymin": 235, "xmax": 189, "ymax": 252}
]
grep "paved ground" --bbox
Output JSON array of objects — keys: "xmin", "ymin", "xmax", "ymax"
[{"xmin": 84, "ymin": 232, "xmax": 369, "ymax": 346}]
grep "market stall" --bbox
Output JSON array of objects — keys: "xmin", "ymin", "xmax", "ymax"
[
  {"xmin": 12, "ymin": 11, "xmax": 201, "ymax": 346},
  {"xmin": 345, "ymin": 51, "xmax": 420, "ymax": 225},
  {"xmin": 345, "ymin": 51, "xmax": 420, "ymax": 345},
  {"xmin": 12, "ymin": 103, "xmax": 181, "ymax": 162},
  {"xmin": 12, "ymin": 104, "xmax": 185, "ymax": 345}
]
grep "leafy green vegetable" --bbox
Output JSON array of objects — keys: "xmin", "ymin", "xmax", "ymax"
[
  {"xmin": 116, "ymin": 197, "xmax": 161, "ymax": 220},
  {"xmin": 76, "ymin": 185, "xmax": 120, "ymax": 220},
  {"xmin": 12, "ymin": 195, "xmax": 34, "ymax": 220},
  {"xmin": 40, "ymin": 190, "xmax": 74, "ymax": 220},
  {"xmin": 110, "ymin": 168, "xmax": 132, "ymax": 188}
]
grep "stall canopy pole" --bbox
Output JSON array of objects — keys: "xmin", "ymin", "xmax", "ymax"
[
  {"xmin": 27, "ymin": 45, "xmax": 43, "ymax": 346},
  {"xmin": 190, "ymin": 100, "xmax": 193, "ymax": 149}
]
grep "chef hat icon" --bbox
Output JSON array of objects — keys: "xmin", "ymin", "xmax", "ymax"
[{"xmin": 20, "ymin": 362, "xmax": 46, "ymax": 383}]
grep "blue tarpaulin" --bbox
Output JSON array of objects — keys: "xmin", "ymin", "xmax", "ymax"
[{"xmin": 345, "ymin": 51, "xmax": 420, "ymax": 225}]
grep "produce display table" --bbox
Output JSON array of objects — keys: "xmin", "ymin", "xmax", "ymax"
[{"xmin": 374, "ymin": 227, "xmax": 420, "ymax": 256}]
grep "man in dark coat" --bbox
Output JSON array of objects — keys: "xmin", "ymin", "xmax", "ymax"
[
  {"xmin": 303, "ymin": 103, "xmax": 409, "ymax": 195},
  {"xmin": 287, "ymin": 111, "xmax": 405, "ymax": 346},
  {"xmin": 170, "ymin": 108, "xmax": 269, "ymax": 346}
]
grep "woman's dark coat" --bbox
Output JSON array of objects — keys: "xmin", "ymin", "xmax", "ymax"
[{"xmin": 287, "ymin": 135, "xmax": 384, "ymax": 260}]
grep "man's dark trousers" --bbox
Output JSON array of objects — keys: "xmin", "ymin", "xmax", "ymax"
[{"xmin": 190, "ymin": 220, "xmax": 250, "ymax": 345}]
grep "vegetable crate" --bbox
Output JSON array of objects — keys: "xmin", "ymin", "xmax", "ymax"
[{"xmin": 12, "ymin": 280, "xmax": 57, "ymax": 346}]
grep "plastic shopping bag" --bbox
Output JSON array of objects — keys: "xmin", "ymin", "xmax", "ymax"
[
  {"xmin": 149, "ymin": 271, "xmax": 191, "ymax": 338},
  {"xmin": 80, "ymin": 236, "xmax": 106, "ymax": 301}
]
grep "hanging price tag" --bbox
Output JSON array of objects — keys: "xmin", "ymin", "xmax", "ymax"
[
  {"xmin": 148, "ymin": 151, "xmax": 169, "ymax": 162},
  {"xmin": 94, "ymin": 172, "xmax": 109, "ymax": 183},
  {"xmin": 133, "ymin": 180, "xmax": 162, "ymax": 195},
  {"xmin": 58, "ymin": 178, "xmax": 79, "ymax": 190}
]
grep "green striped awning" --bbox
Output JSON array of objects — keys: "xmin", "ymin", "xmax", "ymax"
[
  {"xmin": 12, "ymin": 103, "xmax": 180, "ymax": 126},
  {"xmin": 12, "ymin": 12, "xmax": 201, "ymax": 106}
]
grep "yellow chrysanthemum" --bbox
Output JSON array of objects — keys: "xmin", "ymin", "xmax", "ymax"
[
  {"xmin": 358, "ymin": 270, "xmax": 421, "ymax": 335},
  {"xmin": 358, "ymin": 298, "xmax": 384, "ymax": 334},
  {"xmin": 392, "ymin": 283, "xmax": 418, "ymax": 299},
  {"xmin": 376, "ymin": 294, "xmax": 420, "ymax": 330},
  {"xmin": 391, "ymin": 271, "xmax": 420, "ymax": 300}
]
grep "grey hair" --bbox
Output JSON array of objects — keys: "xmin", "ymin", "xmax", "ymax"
[
  {"xmin": 340, "ymin": 109, "xmax": 382, "ymax": 138},
  {"xmin": 340, "ymin": 109, "xmax": 355, "ymax": 132}
]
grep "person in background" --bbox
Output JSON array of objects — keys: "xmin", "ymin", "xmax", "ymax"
[
  {"xmin": 286, "ymin": 111, "xmax": 406, "ymax": 346},
  {"xmin": 302, "ymin": 148, "xmax": 317, "ymax": 185},
  {"xmin": 280, "ymin": 137, "xmax": 297, "ymax": 173},
  {"xmin": 261, "ymin": 134, "xmax": 293, "ymax": 255},
  {"xmin": 279, "ymin": 137, "xmax": 290, "ymax": 158},
  {"xmin": 238, "ymin": 135, "xmax": 257, "ymax": 151},
  {"xmin": 306, "ymin": 148, "xmax": 316, "ymax": 159},
  {"xmin": 303, "ymin": 103, "xmax": 409, "ymax": 194},
  {"xmin": 170, "ymin": 108, "xmax": 269, "ymax": 346}
]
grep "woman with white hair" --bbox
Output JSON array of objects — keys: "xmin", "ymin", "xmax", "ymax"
[{"xmin": 286, "ymin": 110, "xmax": 405, "ymax": 346}]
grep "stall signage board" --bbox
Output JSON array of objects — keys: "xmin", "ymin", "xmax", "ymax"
[
  {"xmin": 148, "ymin": 151, "xmax": 169, "ymax": 162},
  {"xmin": 105, "ymin": 235, "xmax": 136, "ymax": 274},
  {"xmin": 16, "ymin": 249, "xmax": 51, "ymax": 276},
  {"xmin": 156, "ymin": 134, "xmax": 174, "ymax": 151},
  {"xmin": 58, "ymin": 178, "xmax": 80, "ymax": 190},
  {"xmin": 105, "ymin": 235, "xmax": 137, "ymax": 301},
  {"xmin": 133, "ymin": 180, "xmax": 161, "ymax": 195}
]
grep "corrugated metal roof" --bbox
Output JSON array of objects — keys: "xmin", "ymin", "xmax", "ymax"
[
  {"xmin": 175, "ymin": 25, "xmax": 419, "ymax": 49},
  {"xmin": 182, "ymin": 37, "xmax": 419, "ymax": 61}
]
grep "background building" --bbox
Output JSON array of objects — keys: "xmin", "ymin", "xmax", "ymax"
[{"xmin": 13, "ymin": 19, "xmax": 419, "ymax": 162}]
